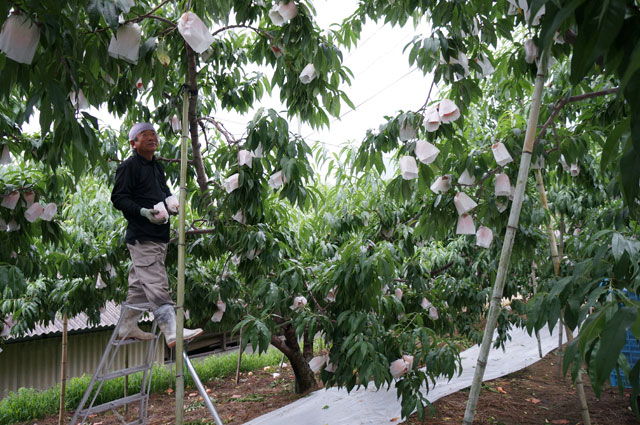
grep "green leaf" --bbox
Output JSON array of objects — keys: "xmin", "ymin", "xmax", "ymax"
[
  {"xmin": 619, "ymin": 140, "xmax": 640, "ymax": 209},
  {"xmin": 101, "ymin": 0, "xmax": 120, "ymax": 31},
  {"xmin": 601, "ymin": 118, "xmax": 629, "ymax": 174},
  {"xmin": 620, "ymin": 44, "xmax": 640, "ymax": 90},
  {"xmin": 539, "ymin": 0, "xmax": 585, "ymax": 50},
  {"xmin": 595, "ymin": 307, "xmax": 638, "ymax": 391},
  {"xmin": 87, "ymin": 0, "xmax": 102, "ymax": 28},
  {"xmin": 570, "ymin": 0, "xmax": 626, "ymax": 84},
  {"xmin": 612, "ymin": 232, "xmax": 625, "ymax": 262}
]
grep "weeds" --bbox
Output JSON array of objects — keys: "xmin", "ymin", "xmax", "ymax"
[{"xmin": 0, "ymin": 348, "xmax": 281, "ymax": 425}]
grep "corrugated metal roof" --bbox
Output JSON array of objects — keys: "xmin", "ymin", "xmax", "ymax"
[{"xmin": 2, "ymin": 301, "xmax": 153, "ymax": 342}]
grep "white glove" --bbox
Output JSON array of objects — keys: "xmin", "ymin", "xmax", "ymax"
[{"xmin": 152, "ymin": 201, "xmax": 169, "ymax": 223}]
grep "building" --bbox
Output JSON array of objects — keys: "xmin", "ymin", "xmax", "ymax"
[{"xmin": 0, "ymin": 302, "xmax": 238, "ymax": 399}]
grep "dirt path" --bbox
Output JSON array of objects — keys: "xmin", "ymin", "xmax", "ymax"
[{"xmin": 31, "ymin": 350, "xmax": 637, "ymax": 425}]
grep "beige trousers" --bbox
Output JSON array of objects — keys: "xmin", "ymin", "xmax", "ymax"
[{"xmin": 126, "ymin": 241, "xmax": 174, "ymax": 309}]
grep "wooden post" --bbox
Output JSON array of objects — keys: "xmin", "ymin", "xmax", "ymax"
[
  {"xmin": 57, "ymin": 314, "xmax": 68, "ymax": 425},
  {"xmin": 175, "ymin": 88, "xmax": 190, "ymax": 425},
  {"xmin": 462, "ymin": 52, "xmax": 547, "ymax": 425}
]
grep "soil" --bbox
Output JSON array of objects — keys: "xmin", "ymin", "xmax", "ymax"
[{"xmin": 28, "ymin": 349, "xmax": 638, "ymax": 425}]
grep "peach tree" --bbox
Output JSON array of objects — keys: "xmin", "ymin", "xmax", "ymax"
[{"xmin": 1, "ymin": 0, "xmax": 640, "ymax": 422}]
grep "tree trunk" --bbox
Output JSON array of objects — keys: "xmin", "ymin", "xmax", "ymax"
[
  {"xmin": 270, "ymin": 325, "xmax": 317, "ymax": 394},
  {"xmin": 534, "ymin": 159, "xmax": 591, "ymax": 425},
  {"xmin": 462, "ymin": 53, "xmax": 548, "ymax": 425},
  {"xmin": 58, "ymin": 314, "xmax": 68, "ymax": 425},
  {"xmin": 185, "ymin": 44, "xmax": 209, "ymax": 193},
  {"xmin": 303, "ymin": 328, "xmax": 313, "ymax": 362}
]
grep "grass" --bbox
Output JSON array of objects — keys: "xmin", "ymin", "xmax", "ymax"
[{"xmin": 0, "ymin": 348, "xmax": 282, "ymax": 425}]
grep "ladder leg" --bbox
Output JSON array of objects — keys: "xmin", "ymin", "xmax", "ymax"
[
  {"xmin": 70, "ymin": 303, "xmax": 158, "ymax": 425},
  {"xmin": 70, "ymin": 307, "xmax": 128, "ymax": 425},
  {"xmin": 183, "ymin": 351, "xmax": 224, "ymax": 425}
]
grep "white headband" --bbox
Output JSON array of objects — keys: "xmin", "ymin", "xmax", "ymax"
[{"xmin": 128, "ymin": 122, "xmax": 156, "ymax": 141}]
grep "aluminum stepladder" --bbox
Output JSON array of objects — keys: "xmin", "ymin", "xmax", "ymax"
[
  {"xmin": 70, "ymin": 302, "xmax": 224, "ymax": 425},
  {"xmin": 70, "ymin": 303, "xmax": 159, "ymax": 425}
]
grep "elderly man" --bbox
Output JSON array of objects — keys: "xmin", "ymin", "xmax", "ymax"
[{"xmin": 111, "ymin": 122, "xmax": 202, "ymax": 348}]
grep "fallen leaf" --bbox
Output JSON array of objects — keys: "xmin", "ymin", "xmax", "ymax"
[
  {"xmin": 551, "ymin": 420, "xmax": 569, "ymax": 424},
  {"xmin": 390, "ymin": 418, "xmax": 399, "ymax": 422},
  {"xmin": 526, "ymin": 397, "xmax": 541, "ymax": 404},
  {"xmin": 497, "ymin": 386, "xmax": 507, "ymax": 394},
  {"xmin": 231, "ymin": 394, "xmax": 242, "ymax": 399}
]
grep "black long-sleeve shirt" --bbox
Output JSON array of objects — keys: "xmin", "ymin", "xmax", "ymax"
[{"xmin": 111, "ymin": 151, "xmax": 172, "ymax": 244}]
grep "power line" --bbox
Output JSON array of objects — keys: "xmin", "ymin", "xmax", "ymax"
[
  {"xmin": 347, "ymin": 33, "xmax": 414, "ymax": 77},
  {"xmin": 303, "ymin": 66, "xmax": 420, "ymax": 140}
]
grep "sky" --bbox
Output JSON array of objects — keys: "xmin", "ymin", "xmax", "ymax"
[
  {"xmin": 24, "ymin": 1, "xmax": 434, "ymax": 163},
  {"xmin": 219, "ymin": 0, "xmax": 434, "ymax": 156}
]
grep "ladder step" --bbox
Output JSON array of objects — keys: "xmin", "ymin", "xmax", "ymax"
[
  {"xmin": 112, "ymin": 336, "xmax": 157, "ymax": 346},
  {"xmin": 97, "ymin": 364, "xmax": 152, "ymax": 380},
  {"xmin": 78, "ymin": 393, "xmax": 147, "ymax": 416}
]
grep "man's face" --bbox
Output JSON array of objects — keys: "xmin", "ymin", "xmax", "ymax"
[{"xmin": 130, "ymin": 130, "xmax": 158, "ymax": 156}]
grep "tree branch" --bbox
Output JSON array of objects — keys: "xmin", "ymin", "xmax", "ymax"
[
  {"xmin": 211, "ymin": 24, "xmax": 274, "ymax": 41},
  {"xmin": 169, "ymin": 228, "xmax": 216, "ymax": 244},
  {"xmin": 270, "ymin": 334, "xmax": 293, "ymax": 357},
  {"xmin": 199, "ymin": 116, "xmax": 239, "ymax": 145},
  {"xmin": 533, "ymin": 87, "xmax": 619, "ymax": 148},
  {"xmin": 89, "ymin": 1, "xmax": 175, "ymax": 33},
  {"xmin": 133, "ymin": 14, "xmax": 176, "ymax": 27},
  {"xmin": 186, "ymin": 44, "xmax": 210, "ymax": 193},
  {"xmin": 157, "ymin": 156, "xmax": 193, "ymax": 164},
  {"xmin": 430, "ymin": 261, "xmax": 454, "ymax": 277},
  {"xmin": 304, "ymin": 281, "xmax": 327, "ymax": 315},
  {"xmin": 418, "ymin": 66, "xmax": 439, "ymax": 114},
  {"xmin": 197, "ymin": 120, "xmax": 211, "ymax": 154}
]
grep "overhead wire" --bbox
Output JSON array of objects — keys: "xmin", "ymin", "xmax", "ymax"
[{"xmin": 303, "ymin": 66, "xmax": 421, "ymax": 140}]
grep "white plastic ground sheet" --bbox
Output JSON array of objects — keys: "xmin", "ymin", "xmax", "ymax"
[{"xmin": 245, "ymin": 325, "xmax": 565, "ymax": 425}]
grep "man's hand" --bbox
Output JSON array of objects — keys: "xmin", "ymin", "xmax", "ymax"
[{"xmin": 140, "ymin": 208, "xmax": 165, "ymax": 224}]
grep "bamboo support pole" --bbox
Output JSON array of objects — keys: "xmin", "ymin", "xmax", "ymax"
[
  {"xmin": 558, "ymin": 316, "xmax": 564, "ymax": 376},
  {"xmin": 534, "ymin": 169, "xmax": 565, "ymax": 370},
  {"xmin": 57, "ymin": 314, "xmax": 68, "ymax": 425},
  {"xmin": 462, "ymin": 53, "xmax": 547, "ymax": 425},
  {"xmin": 175, "ymin": 89, "xmax": 190, "ymax": 425},
  {"xmin": 235, "ymin": 329, "xmax": 244, "ymax": 384},
  {"xmin": 124, "ymin": 346, "xmax": 129, "ymax": 415},
  {"xmin": 564, "ymin": 327, "xmax": 591, "ymax": 424},
  {"xmin": 534, "ymin": 168, "xmax": 591, "ymax": 425},
  {"xmin": 534, "ymin": 170, "xmax": 560, "ymax": 275},
  {"xmin": 531, "ymin": 266, "xmax": 543, "ymax": 358}
]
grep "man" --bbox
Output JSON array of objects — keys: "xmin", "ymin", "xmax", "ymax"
[{"xmin": 111, "ymin": 122, "xmax": 203, "ymax": 348}]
